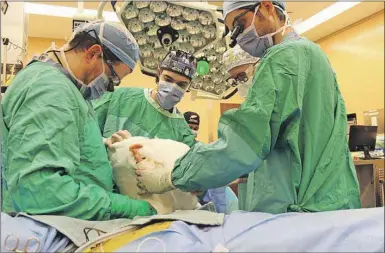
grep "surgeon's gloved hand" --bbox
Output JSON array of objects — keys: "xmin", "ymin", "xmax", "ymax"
[
  {"xmin": 104, "ymin": 130, "xmax": 131, "ymax": 150},
  {"xmin": 130, "ymin": 144, "xmax": 176, "ymax": 194},
  {"xmin": 132, "ymin": 199, "xmax": 158, "ymax": 218}
]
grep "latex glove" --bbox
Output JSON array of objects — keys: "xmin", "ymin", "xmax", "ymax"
[
  {"xmin": 130, "ymin": 144, "xmax": 176, "ymax": 194},
  {"xmin": 104, "ymin": 130, "xmax": 131, "ymax": 150}
]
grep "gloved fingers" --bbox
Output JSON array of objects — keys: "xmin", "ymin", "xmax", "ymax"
[
  {"xmin": 135, "ymin": 169, "xmax": 144, "ymax": 177},
  {"xmin": 115, "ymin": 130, "xmax": 131, "ymax": 139},
  {"xmin": 129, "ymin": 144, "xmax": 145, "ymax": 163},
  {"xmin": 136, "ymin": 181, "xmax": 148, "ymax": 195},
  {"xmin": 106, "ymin": 134, "xmax": 123, "ymax": 150}
]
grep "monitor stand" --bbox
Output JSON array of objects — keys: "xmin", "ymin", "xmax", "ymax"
[{"xmin": 362, "ymin": 146, "xmax": 373, "ymax": 160}]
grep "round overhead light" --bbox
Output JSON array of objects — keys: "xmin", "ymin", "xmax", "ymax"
[
  {"xmin": 147, "ymin": 35, "xmax": 158, "ymax": 44},
  {"xmin": 190, "ymin": 35, "xmax": 206, "ymax": 48},
  {"xmin": 155, "ymin": 13, "xmax": 171, "ymax": 26},
  {"xmin": 214, "ymin": 85, "xmax": 226, "ymax": 95},
  {"xmin": 192, "ymin": 76, "xmax": 204, "ymax": 89},
  {"xmin": 123, "ymin": 5, "xmax": 139, "ymax": 20},
  {"xmin": 134, "ymin": 1, "xmax": 150, "ymax": 9},
  {"xmin": 217, "ymin": 54, "xmax": 224, "ymax": 64},
  {"xmin": 138, "ymin": 8, "xmax": 155, "ymax": 23},
  {"xmin": 166, "ymin": 4, "xmax": 183, "ymax": 17},
  {"xmin": 182, "ymin": 8, "xmax": 199, "ymax": 21},
  {"xmin": 149, "ymin": 1, "xmax": 168, "ymax": 13},
  {"xmin": 154, "ymin": 48, "xmax": 168, "ymax": 60},
  {"xmin": 207, "ymin": 55, "xmax": 217, "ymax": 62},
  {"xmin": 210, "ymin": 61, "xmax": 220, "ymax": 73},
  {"xmin": 144, "ymin": 58, "xmax": 158, "ymax": 69},
  {"xmin": 144, "ymin": 22, "xmax": 159, "ymax": 36},
  {"xmin": 171, "ymin": 17, "xmax": 186, "ymax": 30},
  {"xmin": 211, "ymin": 73, "xmax": 223, "ymax": 84},
  {"xmin": 140, "ymin": 44, "xmax": 154, "ymax": 58},
  {"xmin": 176, "ymin": 30, "xmax": 190, "ymax": 43},
  {"xmin": 168, "ymin": 42, "xmax": 181, "ymax": 51},
  {"xmin": 204, "ymin": 81, "xmax": 215, "ymax": 92},
  {"xmin": 199, "ymin": 12, "xmax": 213, "ymax": 26},
  {"xmin": 147, "ymin": 35, "xmax": 162, "ymax": 49},
  {"xmin": 127, "ymin": 18, "xmax": 144, "ymax": 33},
  {"xmin": 202, "ymin": 25, "xmax": 216, "ymax": 39},
  {"xmin": 135, "ymin": 32, "xmax": 149, "ymax": 46},
  {"xmin": 186, "ymin": 21, "xmax": 202, "ymax": 35},
  {"xmin": 215, "ymin": 41, "xmax": 227, "ymax": 53},
  {"xmin": 179, "ymin": 42, "xmax": 195, "ymax": 54}
]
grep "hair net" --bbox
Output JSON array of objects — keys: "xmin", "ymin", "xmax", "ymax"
[
  {"xmin": 223, "ymin": 1, "xmax": 286, "ymax": 20},
  {"xmin": 223, "ymin": 45, "xmax": 260, "ymax": 72},
  {"xmin": 159, "ymin": 50, "xmax": 197, "ymax": 80},
  {"xmin": 72, "ymin": 20, "xmax": 139, "ymax": 70}
]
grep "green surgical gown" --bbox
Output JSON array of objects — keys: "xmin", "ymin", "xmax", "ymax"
[
  {"xmin": 2, "ymin": 62, "xmax": 153, "ymax": 220},
  {"xmin": 172, "ymin": 38, "xmax": 361, "ymax": 213},
  {"xmin": 92, "ymin": 87, "xmax": 195, "ymax": 147}
]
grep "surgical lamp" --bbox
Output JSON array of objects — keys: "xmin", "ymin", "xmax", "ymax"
[{"xmin": 98, "ymin": 1, "xmax": 240, "ymax": 100}]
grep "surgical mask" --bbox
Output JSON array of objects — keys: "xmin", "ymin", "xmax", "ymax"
[
  {"xmin": 237, "ymin": 6, "xmax": 290, "ymax": 57},
  {"xmin": 60, "ymin": 49, "xmax": 110, "ymax": 100},
  {"xmin": 237, "ymin": 64, "xmax": 256, "ymax": 98},
  {"xmin": 237, "ymin": 79, "xmax": 253, "ymax": 98},
  {"xmin": 191, "ymin": 130, "xmax": 198, "ymax": 138},
  {"xmin": 156, "ymin": 80, "xmax": 186, "ymax": 110}
]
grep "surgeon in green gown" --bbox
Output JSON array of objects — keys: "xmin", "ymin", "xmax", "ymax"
[
  {"xmin": 93, "ymin": 50, "xmax": 196, "ymax": 147},
  {"xmin": 1, "ymin": 21, "xmax": 157, "ymax": 220},
  {"xmin": 133, "ymin": 1, "xmax": 361, "ymax": 214}
]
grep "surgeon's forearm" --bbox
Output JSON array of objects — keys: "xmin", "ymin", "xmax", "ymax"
[
  {"xmin": 8, "ymin": 173, "xmax": 116, "ymax": 220},
  {"xmin": 109, "ymin": 192, "xmax": 154, "ymax": 219},
  {"xmin": 172, "ymin": 131, "xmax": 261, "ymax": 192}
]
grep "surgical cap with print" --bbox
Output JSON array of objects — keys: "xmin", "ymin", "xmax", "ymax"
[
  {"xmin": 160, "ymin": 50, "xmax": 197, "ymax": 80},
  {"xmin": 223, "ymin": 45, "xmax": 260, "ymax": 72},
  {"xmin": 223, "ymin": 1, "xmax": 286, "ymax": 20},
  {"xmin": 72, "ymin": 20, "xmax": 139, "ymax": 70}
]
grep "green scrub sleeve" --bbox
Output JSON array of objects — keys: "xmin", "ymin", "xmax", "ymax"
[
  {"xmin": 5, "ymin": 78, "xmax": 153, "ymax": 220},
  {"xmin": 92, "ymin": 91, "xmax": 114, "ymax": 135},
  {"xmin": 172, "ymin": 44, "xmax": 301, "ymax": 192}
]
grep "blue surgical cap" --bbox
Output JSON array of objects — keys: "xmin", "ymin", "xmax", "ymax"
[
  {"xmin": 223, "ymin": 1, "xmax": 286, "ymax": 21},
  {"xmin": 72, "ymin": 20, "xmax": 139, "ymax": 70}
]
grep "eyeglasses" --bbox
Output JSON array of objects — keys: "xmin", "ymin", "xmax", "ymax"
[
  {"xmin": 89, "ymin": 29, "xmax": 121, "ymax": 89},
  {"xmin": 226, "ymin": 72, "xmax": 248, "ymax": 87},
  {"xmin": 226, "ymin": 64, "xmax": 256, "ymax": 87}
]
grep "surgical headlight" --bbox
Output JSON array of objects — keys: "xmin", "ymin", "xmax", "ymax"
[
  {"xmin": 229, "ymin": 3, "xmax": 259, "ymax": 48},
  {"xmin": 229, "ymin": 24, "xmax": 243, "ymax": 48}
]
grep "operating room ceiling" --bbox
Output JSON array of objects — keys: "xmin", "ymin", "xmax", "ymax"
[{"xmin": 26, "ymin": 1, "xmax": 383, "ymax": 42}]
